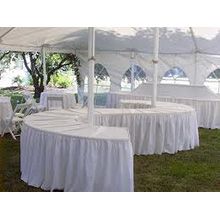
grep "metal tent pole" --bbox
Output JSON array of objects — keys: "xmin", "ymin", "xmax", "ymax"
[
  {"xmin": 41, "ymin": 46, "xmax": 47, "ymax": 87},
  {"xmin": 131, "ymin": 51, "xmax": 135, "ymax": 91},
  {"xmin": 194, "ymin": 52, "xmax": 198, "ymax": 85},
  {"xmin": 88, "ymin": 27, "xmax": 95, "ymax": 126},
  {"xmin": 151, "ymin": 27, "xmax": 160, "ymax": 108}
]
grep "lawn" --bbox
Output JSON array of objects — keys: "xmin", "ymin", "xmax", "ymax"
[
  {"xmin": 0, "ymin": 89, "xmax": 25, "ymax": 109},
  {"xmin": 0, "ymin": 128, "xmax": 219, "ymax": 192}
]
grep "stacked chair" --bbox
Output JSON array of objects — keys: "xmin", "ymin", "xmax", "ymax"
[
  {"xmin": 1, "ymin": 102, "xmax": 32, "ymax": 140},
  {"xmin": 1, "ymin": 91, "xmax": 46, "ymax": 140}
]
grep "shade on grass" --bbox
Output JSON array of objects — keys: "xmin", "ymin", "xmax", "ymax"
[{"xmin": 0, "ymin": 128, "xmax": 219, "ymax": 192}]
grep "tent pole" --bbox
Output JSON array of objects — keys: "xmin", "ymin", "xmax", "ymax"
[
  {"xmin": 151, "ymin": 27, "xmax": 160, "ymax": 108},
  {"xmin": 194, "ymin": 52, "xmax": 198, "ymax": 85},
  {"xmin": 41, "ymin": 46, "xmax": 47, "ymax": 87},
  {"xmin": 131, "ymin": 51, "xmax": 135, "ymax": 91},
  {"xmin": 88, "ymin": 27, "xmax": 95, "ymax": 126}
]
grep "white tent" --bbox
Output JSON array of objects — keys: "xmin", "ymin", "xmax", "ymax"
[
  {"xmin": 1, "ymin": 27, "xmax": 220, "ymax": 89},
  {"xmin": 1, "ymin": 27, "xmax": 220, "ymax": 124}
]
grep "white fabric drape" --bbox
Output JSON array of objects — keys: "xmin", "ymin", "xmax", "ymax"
[
  {"xmin": 20, "ymin": 110, "xmax": 133, "ymax": 192},
  {"xmin": 0, "ymin": 97, "xmax": 13, "ymax": 134},
  {"xmin": 70, "ymin": 106, "xmax": 199, "ymax": 155},
  {"xmin": 106, "ymin": 86, "xmax": 220, "ymax": 129}
]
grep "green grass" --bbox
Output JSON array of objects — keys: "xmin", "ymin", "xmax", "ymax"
[
  {"xmin": 0, "ymin": 90, "xmax": 25, "ymax": 109},
  {"xmin": 0, "ymin": 128, "xmax": 219, "ymax": 192},
  {"xmin": 134, "ymin": 128, "xmax": 220, "ymax": 192},
  {"xmin": 0, "ymin": 135, "xmax": 43, "ymax": 192}
]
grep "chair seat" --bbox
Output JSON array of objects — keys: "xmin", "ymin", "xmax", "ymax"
[
  {"xmin": 15, "ymin": 113, "xmax": 25, "ymax": 118},
  {"xmin": 12, "ymin": 116, "xmax": 24, "ymax": 122}
]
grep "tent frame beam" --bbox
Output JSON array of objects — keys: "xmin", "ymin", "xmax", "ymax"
[
  {"xmin": 0, "ymin": 27, "xmax": 15, "ymax": 41},
  {"xmin": 189, "ymin": 27, "xmax": 199, "ymax": 53}
]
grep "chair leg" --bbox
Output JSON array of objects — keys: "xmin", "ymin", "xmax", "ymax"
[
  {"xmin": 9, "ymin": 128, "xmax": 16, "ymax": 140},
  {"xmin": 1, "ymin": 121, "xmax": 8, "ymax": 137},
  {"xmin": 1, "ymin": 121, "xmax": 17, "ymax": 140},
  {"xmin": 1, "ymin": 131, "xmax": 4, "ymax": 137}
]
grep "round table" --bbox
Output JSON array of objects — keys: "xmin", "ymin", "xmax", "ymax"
[
  {"xmin": 119, "ymin": 99, "xmax": 186, "ymax": 109},
  {"xmin": 71, "ymin": 103, "xmax": 199, "ymax": 155},
  {"xmin": 106, "ymin": 91, "xmax": 220, "ymax": 129},
  {"xmin": 40, "ymin": 91, "xmax": 76, "ymax": 109},
  {"xmin": 0, "ymin": 97, "xmax": 13, "ymax": 134},
  {"xmin": 119, "ymin": 99, "xmax": 175, "ymax": 108},
  {"xmin": 21, "ymin": 110, "xmax": 133, "ymax": 192}
]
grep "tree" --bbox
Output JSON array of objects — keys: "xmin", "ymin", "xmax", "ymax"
[
  {"xmin": 207, "ymin": 68, "xmax": 220, "ymax": 79},
  {"xmin": 0, "ymin": 51, "xmax": 19, "ymax": 79},
  {"xmin": 22, "ymin": 52, "xmax": 81, "ymax": 98},
  {"xmin": 94, "ymin": 63, "xmax": 109, "ymax": 84},
  {"xmin": 123, "ymin": 65, "xmax": 147, "ymax": 83}
]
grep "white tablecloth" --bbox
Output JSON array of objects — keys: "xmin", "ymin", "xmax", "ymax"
[
  {"xmin": 71, "ymin": 105, "xmax": 199, "ymax": 155},
  {"xmin": 106, "ymin": 92, "xmax": 220, "ymax": 129},
  {"xmin": 0, "ymin": 97, "xmax": 13, "ymax": 134},
  {"xmin": 120, "ymin": 99, "xmax": 152, "ymax": 108},
  {"xmin": 133, "ymin": 83, "xmax": 218, "ymax": 99},
  {"xmin": 40, "ymin": 91, "xmax": 76, "ymax": 109},
  {"xmin": 106, "ymin": 92, "xmax": 149, "ymax": 108},
  {"xmin": 20, "ymin": 110, "xmax": 133, "ymax": 192}
]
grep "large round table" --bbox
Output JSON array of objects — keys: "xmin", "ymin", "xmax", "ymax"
[
  {"xmin": 21, "ymin": 110, "xmax": 133, "ymax": 192},
  {"xmin": 0, "ymin": 97, "xmax": 13, "ymax": 134},
  {"xmin": 106, "ymin": 91, "xmax": 220, "ymax": 129},
  {"xmin": 71, "ymin": 103, "xmax": 199, "ymax": 155},
  {"xmin": 119, "ymin": 99, "xmax": 178, "ymax": 109}
]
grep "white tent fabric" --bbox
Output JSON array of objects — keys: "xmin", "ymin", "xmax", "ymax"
[{"xmin": 1, "ymin": 27, "xmax": 220, "ymax": 87}]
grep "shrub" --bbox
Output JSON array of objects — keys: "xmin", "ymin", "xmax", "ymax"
[{"xmin": 51, "ymin": 73, "xmax": 72, "ymax": 88}]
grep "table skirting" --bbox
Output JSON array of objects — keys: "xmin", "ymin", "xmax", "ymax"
[
  {"xmin": 71, "ymin": 106, "xmax": 199, "ymax": 155},
  {"xmin": 21, "ymin": 111, "xmax": 133, "ymax": 192},
  {"xmin": 106, "ymin": 92, "xmax": 220, "ymax": 129},
  {"xmin": 0, "ymin": 97, "xmax": 13, "ymax": 134}
]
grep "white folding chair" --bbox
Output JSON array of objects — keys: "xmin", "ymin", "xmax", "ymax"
[
  {"xmin": 22, "ymin": 91, "xmax": 33, "ymax": 101},
  {"xmin": 1, "ymin": 102, "xmax": 32, "ymax": 140},
  {"xmin": 22, "ymin": 91, "xmax": 46, "ymax": 113},
  {"xmin": 47, "ymin": 96, "xmax": 64, "ymax": 110}
]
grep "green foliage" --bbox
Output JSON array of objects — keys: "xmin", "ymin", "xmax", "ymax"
[
  {"xmin": 45, "ymin": 53, "xmax": 81, "ymax": 83},
  {"xmin": 51, "ymin": 72, "xmax": 72, "ymax": 88},
  {"xmin": 21, "ymin": 52, "xmax": 81, "ymax": 98},
  {"xmin": 207, "ymin": 68, "xmax": 220, "ymax": 79},
  {"xmin": 123, "ymin": 65, "xmax": 147, "ymax": 82},
  {"xmin": 12, "ymin": 75, "xmax": 23, "ymax": 86},
  {"xmin": 26, "ymin": 75, "xmax": 33, "ymax": 86},
  {"xmin": 0, "ymin": 90, "xmax": 25, "ymax": 109},
  {"xmin": 94, "ymin": 63, "xmax": 109, "ymax": 84},
  {"xmin": 0, "ymin": 51, "xmax": 20, "ymax": 79}
]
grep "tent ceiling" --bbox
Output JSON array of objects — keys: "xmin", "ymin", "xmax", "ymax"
[{"xmin": 0, "ymin": 27, "xmax": 220, "ymax": 55}]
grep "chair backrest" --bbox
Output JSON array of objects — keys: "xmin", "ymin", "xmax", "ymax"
[
  {"xmin": 11, "ymin": 103, "xmax": 33, "ymax": 120},
  {"xmin": 47, "ymin": 96, "xmax": 64, "ymax": 110},
  {"xmin": 22, "ymin": 91, "xmax": 33, "ymax": 101}
]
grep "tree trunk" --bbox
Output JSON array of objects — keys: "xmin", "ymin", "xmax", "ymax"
[{"xmin": 34, "ymin": 84, "xmax": 44, "ymax": 100}]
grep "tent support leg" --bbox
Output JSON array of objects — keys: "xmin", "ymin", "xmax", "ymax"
[
  {"xmin": 88, "ymin": 27, "xmax": 95, "ymax": 126},
  {"xmin": 42, "ymin": 46, "xmax": 47, "ymax": 87},
  {"xmin": 151, "ymin": 28, "xmax": 160, "ymax": 108}
]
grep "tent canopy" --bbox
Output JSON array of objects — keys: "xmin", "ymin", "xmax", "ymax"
[
  {"xmin": 1, "ymin": 27, "xmax": 220, "ymax": 54},
  {"xmin": 1, "ymin": 27, "xmax": 220, "ymax": 89}
]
